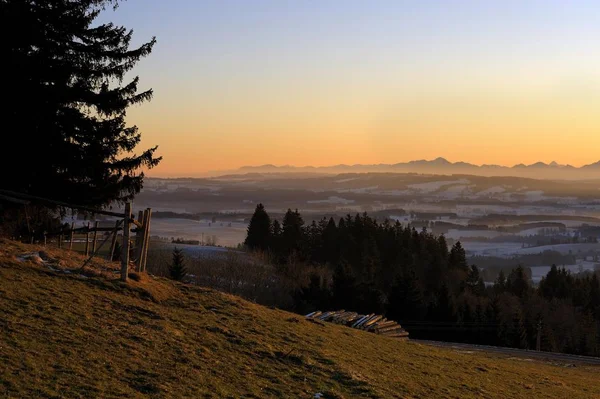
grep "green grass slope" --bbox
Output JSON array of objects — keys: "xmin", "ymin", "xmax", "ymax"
[{"xmin": 1, "ymin": 239, "xmax": 599, "ymax": 399}]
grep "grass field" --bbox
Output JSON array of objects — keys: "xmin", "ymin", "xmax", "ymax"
[{"xmin": 1, "ymin": 238, "xmax": 600, "ymax": 398}]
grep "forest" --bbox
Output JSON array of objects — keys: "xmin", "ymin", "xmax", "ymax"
[{"xmin": 244, "ymin": 204, "xmax": 600, "ymax": 356}]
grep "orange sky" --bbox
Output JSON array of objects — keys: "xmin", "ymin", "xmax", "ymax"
[
  {"xmin": 112, "ymin": 1, "xmax": 600, "ymax": 177},
  {"xmin": 133, "ymin": 74, "xmax": 600, "ymax": 176}
]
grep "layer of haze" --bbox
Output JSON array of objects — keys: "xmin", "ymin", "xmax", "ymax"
[{"xmin": 105, "ymin": 0, "xmax": 600, "ymax": 176}]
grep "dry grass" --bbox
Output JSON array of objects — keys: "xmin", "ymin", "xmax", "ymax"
[{"xmin": 1, "ymin": 238, "xmax": 600, "ymax": 398}]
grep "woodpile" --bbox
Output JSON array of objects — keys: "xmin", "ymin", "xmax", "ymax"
[{"xmin": 305, "ymin": 310, "xmax": 409, "ymax": 339}]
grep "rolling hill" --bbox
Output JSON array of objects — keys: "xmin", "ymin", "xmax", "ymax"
[{"xmin": 1, "ymin": 238, "xmax": 600, "ymax": 398}]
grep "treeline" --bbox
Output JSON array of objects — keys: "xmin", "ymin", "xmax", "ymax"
[
  {"xmin": 244, "ymin": 204, "xmax": 600, "ymax": 356},
  {"xmin": 473, "ymin": 251, "xmax": 577, "ymax": 275}
]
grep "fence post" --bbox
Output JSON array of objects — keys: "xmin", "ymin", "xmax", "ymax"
[
  {"xmin": 141, "ymin": 208, "xmax": 152, "ymax": 272},
  {"xmin": 69, "ymin": 222, "xmax": 74, "ymax": 251},
  {"xmin": 92, "ymin": 221, "xmax": 99, "ymax": 256},
  {"xmin": 109, "ymin": 220, "xmax": 120, "ymax": 261},
  {"xmin": 536, "ymin": 319, "xmax": 542, "ymax": 351},
  {"xmin": 85, "ymin": 222, "xmax": 90, "ymax": 256},
  {"xmin": 135, "ymin": 210, "xmax": 144, "ymax": 271},
  {"xmin": 121, "ymin": 202, "xmax": 131, "ymax": 282}
]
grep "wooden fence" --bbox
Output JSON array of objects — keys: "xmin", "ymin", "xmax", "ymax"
[{"xmin": 0, "ymin": 189, "xmax": 151, "ymax": 282}]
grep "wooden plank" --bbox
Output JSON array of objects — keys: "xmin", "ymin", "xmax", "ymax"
[
  {"xmin": 344, "ymin": 315, "xmax": 361, "ymax": 325},
  {"xmin": 330, "ymin": 311, "xmax": 347, "ymax": 321},
  {"xmin": 352, "ymin": 314, "xmax": 372, "ymax": 328},
  {"xmin": 362, "ymin": 315, "xmax": 383, "ymax": 330},
  {"xmin": 357, "ymin": 315, "xmax": 378, "ymax": 329},
  {"xmin": 377, "ymin": 326, "xmax": 402, "ymax": 334},
  {"xmin": 108, "ymin": 220, "xmax": 122, "ymax": 261},
  {"xmin": 339, "ymin": 313, "xmax": 357, "ymax": 321},
  {"xmin": 134, "ymin": 210, "xmax": 145, "ymax": 271},
  {"xmin": 378, "ymin": 326, "xmax": 406, "ymax": 335},
  {"xmin": 141, "ymin": 208, "xmax": 152, "ymax": 272},
  {"xmin": 350, "ymin": 315, "xmax": 368, "ymax": 328},
  {"xmin": 335, "ymin": 312, "xmax": 354, "ymax": 323},
  {"xmin": 84, "ymin": 222, "xmax": 90, "ymax": 256},
  {"xmin": 383, "ymin": 332, "xmax": 409, "ymax": 338},
  {"xmin": 376, "ymin": 322, "xmax": 400, "ymax": 330},
  {"xmin": 120, "ymin": 203, "xmax": 131, "ymax": 282},
  {"xmin": 68, "ymin": 222, "xmax": 74, "ymax": 251},
  {"xmin": 140, "ymin": 209, "xmax": 150, "ymax": 271},
  {"xmin": 91, "ymin": 221, "xmax": 99, "ymax": 255},
  {"xmin": 318, "ymin": 311, "xmax": 334, "ymax": 321},
  {"xmin": 374, "ymin": 320, "xmax": 397, "ymax": 329}
]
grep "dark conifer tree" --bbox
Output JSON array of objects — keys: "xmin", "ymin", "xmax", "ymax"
[
  {"xmin": 270, "ymin": 219, "xmax": 282, "ymax": 254},
  {"xmin": 244, "ymin": 204, "xmax": 271, "ymax": 251},
  {"xmin": 321, "ymin": 217, "xmax": 339, "ymax": 265},
  {"xmin": 588, "ymin": 273, "xmax": 600, "ymax": 318},
  {"xmin": 448, "ymin": 241, "xmax": 468, "ymax": 272},
  {"xmin": 465, "ymin": 265, "xmax": 485, "ymax": 296},
  {"xmin": 294, "ymin": 272, "xmax": 331, "ymax": 314},
  {"xmin": 168, "ymin": 247, "xmax": 187, "ymax": 281},
  {"xmin": 2, "ymin": 0, "xmax": 160, "ymax": 207},
  {"xmin": 281, "ymin": 208, "xmax": 304, "ymax": 256},
  {"xmin": 494, "ymin": 270, "xmax": 507, "ymax": 294},
  {"xmin": 332, "ymin": 261, "xmax": 358, "ymax": 310},
  {"xmin": 433, "ymin": 283, "xmax": 455, "ymax": 322},
  {"xmin": 387, "ymin": 267, "xmax": 424, "ymax": 322},
  {"xmin": 506, "ymin": 265, "xmax": 531, "ymax": 300},
  {"xmin": 272, "ymin": 219, "xmax": 282, "ymax": 236}
]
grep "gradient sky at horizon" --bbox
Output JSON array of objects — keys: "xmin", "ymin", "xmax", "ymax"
[{"xmin": 104, "ymin": 0, "xmax": 600, "ymax": 176}]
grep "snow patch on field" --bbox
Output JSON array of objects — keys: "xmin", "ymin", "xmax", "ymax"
[
  {"xmin": 464, "ymin": 241, "xmax": 600, "ymax": 258},
  {"xmin": 530, "ymin": 261, "xmax": 600, "ymax": 283},
  {"xmin": 523, "ymin": 190, "xmax": 546, "ymax": 202},
  {"xmin": 462, "ymin": 242, "xmax": 527, "ymax": 257},
  {"xmin": 382, "ymin": 189, "xmax": 410, "ymax": 196},
  {"xmin": 307, "ymin": 196, "xmax": 355, "ymax": 205},
  {"xmin": 407, "ymin": 179, "xmax": 470, "ymax": 193},
  {"xmin": 337, "ymin": 186, "xmax": 379, "ymax": 194},
  {"xmin": 446, "ymin": 230, "xmax": 503, "ymax": 240},
  {"xmin": 444, "ymin": 185, "xmax": 471, "ymax": 194},
  {"xmin": 439, "ymin": 185, "xmax": 473, "ymax": 199},
  {"xmin": 475, "ymin": 186, "xmax": 506, "ymax": 196},
  {"xmin": 514, "ymin": 243, "xmax": 600, "ymax": 255}
]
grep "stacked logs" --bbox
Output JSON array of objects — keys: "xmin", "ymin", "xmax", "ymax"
[{"xmin": 305, "ymin": 310, "xmax": 409, "ymax": 339}]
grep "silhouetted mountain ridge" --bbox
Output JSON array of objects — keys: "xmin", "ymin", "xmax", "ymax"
[{"xmin": 233, "ymin": 158, "xmax": 600, "ymax": 180}]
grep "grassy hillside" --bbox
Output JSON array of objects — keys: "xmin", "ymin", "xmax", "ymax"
[{"xmin": 1, "ymin": 239, "xmax": 599, "ymax": 398}]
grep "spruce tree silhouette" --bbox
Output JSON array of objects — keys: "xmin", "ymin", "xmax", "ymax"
[
  {"xmin": 244, "ymin": 204, "xmax": 271, "ymax": 251},
  {"xmin": 1, "ymin": 0, "xmax": 160, "ymax": 207},
  {"xmin": 168, "ymin": 247, "xmax": 187, "ymax": 281}
]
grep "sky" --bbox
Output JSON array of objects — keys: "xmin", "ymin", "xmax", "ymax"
[{"xmin": 103, "ymin": 0, "xmax": 600, "ymax": 176}]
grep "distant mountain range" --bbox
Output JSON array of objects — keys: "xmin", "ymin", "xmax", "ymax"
[{"xmin": 221, "ymin": 157, "xmax": 600, "ymax": 180}]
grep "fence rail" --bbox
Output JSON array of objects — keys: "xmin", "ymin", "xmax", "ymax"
[{"xmin": 0, "ymin": 189, "xmax": 151, "ymax": 281}]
